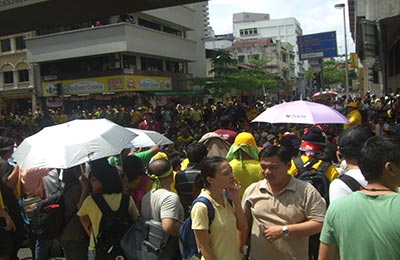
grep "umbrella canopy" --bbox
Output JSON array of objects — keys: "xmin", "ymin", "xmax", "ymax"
[
  {"xmin": 126, "ymin": 128, "xmax": 173, "ymax": 148},
  {"xmin": 311, "ymin": 90, "xmax": 338, "ymax": 100},
  {"xmin": 13, "ymin": 119, "xmax": 138, "ymax": 170},
  {"xmin": 251, "ymin": 100, "xmax": 349, "ymax": 125}
]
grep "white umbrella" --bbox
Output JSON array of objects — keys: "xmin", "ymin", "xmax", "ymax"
[
  {"xmin": 126, "ymin": 128, "xmax": 173, "ymax": 148},
  {"xmin": 251, "ymin": 100, "xmax": 349, "ymax": 125},
  {"xmin": 13, "ymin": 119, "xmax": 138, "ymax": 169}
]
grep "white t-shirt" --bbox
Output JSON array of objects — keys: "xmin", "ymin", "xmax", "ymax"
[{"xmin": 329, "ymin": 168, "xmax": 368, "ymax": 202}]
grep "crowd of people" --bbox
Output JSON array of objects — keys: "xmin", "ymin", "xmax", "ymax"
[{"xmin": 0, "ymin": 93, "xmax": 400, "ymax": 260}]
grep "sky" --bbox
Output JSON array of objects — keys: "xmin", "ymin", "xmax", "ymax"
[{"xmin": 208, "ymin": 0, "xmax": 355, "ymax": 54}]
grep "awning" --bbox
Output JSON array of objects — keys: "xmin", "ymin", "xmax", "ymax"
[{"xmin": 142, "ymin": 90, "xmax": 203, "ymax": 96}]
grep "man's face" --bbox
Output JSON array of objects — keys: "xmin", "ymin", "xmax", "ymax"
[{"xmin": 260, "ymin": 155, "xmax": 291, "ymax": 186}]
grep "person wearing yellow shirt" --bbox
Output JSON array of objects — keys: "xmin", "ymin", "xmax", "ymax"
[{"xmin": 344, "ymin": 102, "xmax": 362, "ymax": 130}]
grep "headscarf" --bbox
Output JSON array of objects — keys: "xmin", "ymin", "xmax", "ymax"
[{"xmin": 226, "ymin": 132, "xmax": 259, "ymax": 167}]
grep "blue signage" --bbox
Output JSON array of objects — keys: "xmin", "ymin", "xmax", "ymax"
[{"xmin": 297, "ymin": 31, "xmax": 338, "ymax": 60}]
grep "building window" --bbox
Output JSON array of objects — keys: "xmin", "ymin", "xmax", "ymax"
[
  {"xmin": 18, "ymin": 70, "xmax": 29, "ymax": 82},
  {"xmin": 141, "ymin": 57, "xmax": 163, "ymax": 71},
  {"xmin": 166, "ymin": 60, "xmax": 184, "ymax": 73},
  {"xmin": 239, "ymin": 28, "xmax": 258, "ymax": 36},
  {"xmin": 138, "ymin": 18, "xmax": 161, "ymax": 31},
  {"xmin": 15, "ymin": 36, "xmax": 26, "ymax": 50},
  {"xmin": 251, "ymin": 54, "xmax": 260, "ymax": 60},
  {"xmin": 238, "ymin": 55, "xmax": 245, "ymax": 63},
  {"xmin": 3, "ymin": 71, "xmax": 13, "ymax": 84},
  {"xmin": 163, "ymin": 26, "xmax": 182, "ymax": 37},
  {"xmin": 1, "ymin": 39, "xmax": 11, "ymax": 52}
]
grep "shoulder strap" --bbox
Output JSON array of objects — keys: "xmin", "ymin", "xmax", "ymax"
[
  {"xmin": 117, "ymin": 194, "xmax": 130, "ymax": 217},
  {"xmin": 92, "ymin": 194, "xmax": 113, "ymax": 216},
  {"xmin": 339, "ymin": 174, "xmax": 361, "ymax": 192},
  {"xmin": 192, "ymin": 197, "xmax": 215, "ymax": 227},
  {"xmin": 316, "ymin": 161, "xmax": 331, "ymax": 173},
  {"xmin": 295, "ymin": 157, "xmax": 319, "ymax": 176}
]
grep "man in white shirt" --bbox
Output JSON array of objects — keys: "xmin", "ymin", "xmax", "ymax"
[{"xmin": 329, "ymin": 126, "xmax": 372, "ymax": 202}]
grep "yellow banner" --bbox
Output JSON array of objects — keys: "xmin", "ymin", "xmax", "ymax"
[{"xmin": 42, "ymin": 75, "xmax": 172, "ymax": 97}]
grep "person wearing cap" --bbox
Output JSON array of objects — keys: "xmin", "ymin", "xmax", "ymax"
[
  {"xmin": 319, "ymin": 135, "xmax": 400, "ymax": 260},
  {"xmin": 226, "ymin": 132, "xmax": 263, "ymax": 197},
  {"xmin": 77, "ymin": 158, "xmax": 139, "ymax": 260},
  {"xmin": 329, "ymin": 126, "xmax": 372, "ymax": 202},
  {"xmin": 138, "ymin": 110, "xmax": 161, "ymax": 133},
  {"xmin": 344, "ymin": 101, "xmax": 362, "ymax": 130},
  {"xmin": 288, "ymin": 126, "xmax": 339, "ymax": 182},
  {"xmin": 242, "ymin": 145, "xmax": 325, "ymax": 260},
  {"xmin": 140, "ymin": 159, "xmax": 184, "ymax": 239}
]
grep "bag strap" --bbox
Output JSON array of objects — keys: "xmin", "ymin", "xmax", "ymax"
[
  {"xmin": 117, "ymin": 194, "xmax": 130, "ymax": 219},
  {"xmin": 191, "ymin": 197, "xmax": 215, "ymax": 228},
  {"xmin": 92, "ymin": 194, "xmax": 114, "ymax": 216},
  {"xmin": 339, "ymin": 174, "xmax": 361, "ymax": 192},
  {"xmin": 295, "ymin": 157, "xmax": 319, "ymax": 176},
  {"xmin": 316, "ymin": 161, "xmax": 331, "ymax": 174}
]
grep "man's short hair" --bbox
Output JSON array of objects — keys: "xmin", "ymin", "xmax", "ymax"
[
  {"xmin": 259, "ymin": 145, "xmax": 292, "ymax": 164},
  {"xmin": 359, "ymin": 135, "xmax": 400, "ymax": 182},
  {"xmin": 187, "ymin": 143, "xmax": 207, "ymax": 164},
  {"xmin": 338, "ymin": 125, "xmax": 372, "ymax": 161},
  {"xmin": 148, "ymin": 158, "xmax": 172, "ymax": 177}
]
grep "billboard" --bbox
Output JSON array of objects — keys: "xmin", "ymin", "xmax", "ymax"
[{"xmin": 297, "ymin": 31, "xmax": 338, "ymax": 60}]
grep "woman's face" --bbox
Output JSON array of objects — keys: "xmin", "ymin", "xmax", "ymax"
[
  {"xmin": 209, "ymin": 160, "xmax": 235, "ymax": 190},
  {"xmin": 90, "ymin": 176, "xmax": 102, "ymax": 194}
]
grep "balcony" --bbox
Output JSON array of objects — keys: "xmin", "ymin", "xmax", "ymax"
[{"xmin": 26, "ymin": 23, "xmax": 198, "ymax": 63}]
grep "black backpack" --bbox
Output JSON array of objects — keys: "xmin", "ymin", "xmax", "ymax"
[
  {"xmin": 294, "ymin": 157, "xmax": 331, "ymax": 205},
  {"xmin": 30, "ymin": 188, "xmax": 71, "ymax": 240},
  {"xmin": 93, "ymin": 194, "xmax": 131, "ymax": 260}
]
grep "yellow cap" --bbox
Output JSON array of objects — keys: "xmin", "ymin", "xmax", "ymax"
[
  {"xmin": 234, "ymin": 132, "xmax": 256, "ymax": 147},
  {"xmin": 347, "ymin": 102, "xmax": 358, "ymax": 109}
]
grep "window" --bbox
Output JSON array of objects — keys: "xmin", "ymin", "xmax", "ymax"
[
  {"xmin": 3, "ymin": 71, "xmax": 13, "ymax": 84},
  {"xmin": 166, "ymin": 60, "xmax": 184, "ymax": 73},
  {"xmin": 15, "ymin": 36, "xmax": 26, "ymax": 50},
  {"xmin": 138, "ymin": 18, "xmax": 161, "ymax": 31},
  {"xmin": 239, "ymin": 28, "xmax": 258, "ymax": 36},
  {"xmin": 140, "ymin": 57, "xmax": 163, "ymax": 71},
  {"xmin": 18, "ymin": 70, "xmax": 29, "ymax": 82},
  {"xmin": 163, "ymin": 26, "xmax": 182, "ymax": 37},
  {"xmin": 1, "ymin": 39, "xmax": 11, "ymax": 52},
  {"xmin": 238, "ymin": 55, "xmax": 245, "ymax": 63}
]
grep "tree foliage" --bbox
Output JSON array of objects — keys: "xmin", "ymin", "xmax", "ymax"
[{"xmin": 191, "ymin": 49, "xmax": 280, "ymax": 97}]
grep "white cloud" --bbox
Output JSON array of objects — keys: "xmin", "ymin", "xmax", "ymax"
[{"xmin": 208, "ymin": 0, "xmax": 355, "ymax": 53}]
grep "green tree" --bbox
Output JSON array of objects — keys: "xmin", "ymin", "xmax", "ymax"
[{"xmin": 191, "ymin": 51, "xmax": 280, "ymax": 98}]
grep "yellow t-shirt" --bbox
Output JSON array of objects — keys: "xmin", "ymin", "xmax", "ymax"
[
  {"xmin": 288, "ymin": 155, "xmax": 338, "ymax": 182},
  {"xmin": 191, "ymin": 191, "xmax": 242, "ymax": 260},
  {"xmin": 229, "ymin": 159, "xmax": 263, "ymax": 198},
  {"xmin": 344, "ymin": 109, "xmax": 362, "ymax": 129},
  {"xmin": 77, "ymin": 193, "xmax": 139, "ymax": 250}
]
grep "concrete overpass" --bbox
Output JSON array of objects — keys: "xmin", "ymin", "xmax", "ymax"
[{"xmin": 0, "ymin": 0, "xmax": 205, "ymax": 36}]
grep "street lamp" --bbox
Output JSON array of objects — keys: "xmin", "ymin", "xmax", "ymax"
[{"xmin": 335, "ymin": 3, "xmax": 349, "ymax": 100}]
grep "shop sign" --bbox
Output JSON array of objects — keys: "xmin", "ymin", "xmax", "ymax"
[{"xmin": 42, "ymin": 75, "xmax": 172, "ymax": 97}]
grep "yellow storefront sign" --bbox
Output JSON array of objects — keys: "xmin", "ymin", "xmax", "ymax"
[{"xmin": 42, "ymin": 75, "xmax": 172, "ymax": 97}]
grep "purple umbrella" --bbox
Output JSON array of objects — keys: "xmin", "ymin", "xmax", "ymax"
[{"xmin": 251, "ymin": 100, "xmax": 349, "ymax": 124}]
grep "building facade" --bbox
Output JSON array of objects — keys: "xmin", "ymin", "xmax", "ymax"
[
  {"xmin": 348, "ymin": 0, "xmax": 400, "ymax": 96},
  {"xmin": 24, "ymin": 3, "xmax": 207, "ymax": 112},
  {"xmin": 0, "ymin": 32, "xmax": 36, "ymax": 112},
  {"xmin": 232, "ymin": 12, "xmax": 304, "ymax": 81}
]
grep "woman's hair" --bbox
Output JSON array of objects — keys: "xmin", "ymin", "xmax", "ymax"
[
  {"xmin": 123, "ymin": 155, "xmax": 145, "ymax": 182},
  {"xmin": 199, "ymin": 156, "xmax": 226, "ymax": 188},
  {"xmin": 62, "ymin": 165, "xmax": 80, "ymax": 189},
  {"xmin": 91, "ymin": 158, "xmax": 122, "ymax": 194}
]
